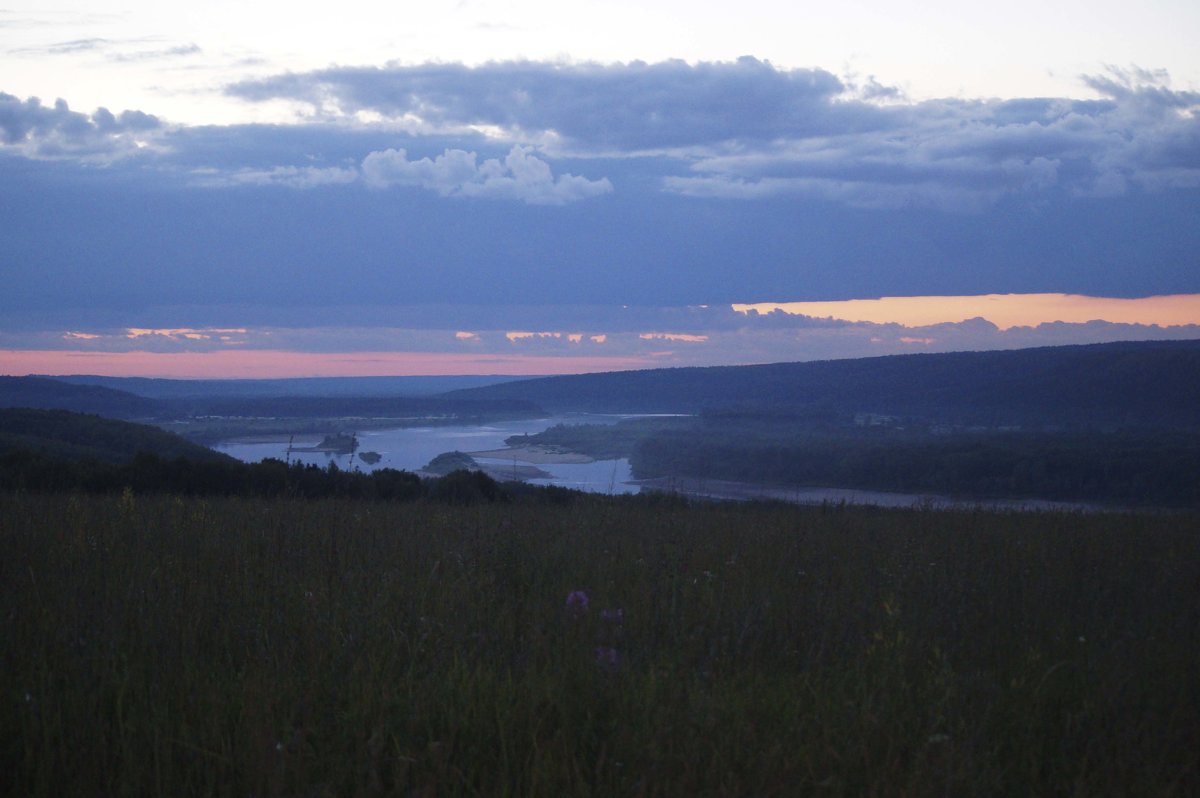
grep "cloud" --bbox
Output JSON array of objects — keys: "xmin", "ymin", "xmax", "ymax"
[
  {"xmin": 7, "ymin": 290, "xmax": 1200, "ymax": 375},
  {"xmin": 360, "ymin": 145, "xmax": 612, "ymax": 204},
  {"xmin": 11, "ymin": 37, "xmax": 111, "ymax": 55},
  {"xmin": 1080, "ymin": 65, "xmax": 1196, "ymax": 107},
  {"xmin": 1075, "ymin": 67, "xmax": 1200, "ymax": 193},
  {"xmin": 8, "ymin": 36, "xmax": 199, "ymax": 61},
  {"xmin": 192, "ymin": 164, "xmax": 359, "ymax": 189},
  {"xmin": 11, "ymin": 311, "xmax": 1198, "ymax": 372},
  {"xmin": 108, "ymin": 43, "xmax": 202, "ymax": 63},
  {"xmin": 228, "ymin": 57, "xmax": 855, "ymax": 152},
  {"xmin": 2, "ymin": 65, "xmax": 1198, "ymax": 329},
  {"xmin": 6, "ymin": 58, "xmax": 1196, "ymax": 213},
  {"xmin": 662, "ymin": 173, "xmax": 1010, "ymax": 212},
  {"xmin": 664, "ymin": 71, "xmax": 1200, "ymax": 207},
  {"xmin": 0, "ymin": 92, "xmax": 162, "ymax": 159},
  {"xmin": 185, "ymin": 140, "xmax": 613, "ymax": 203},
  {"xmin": 228, "ymin": 59, "xmax": 1200, "ymax": 211}
]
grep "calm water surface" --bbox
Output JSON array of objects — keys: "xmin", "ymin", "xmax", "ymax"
[{"xmin": 214, "ymin": 414, "xmax": 640, "ymax": 495}]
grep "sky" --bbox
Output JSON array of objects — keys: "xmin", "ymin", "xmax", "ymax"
[{"xmin": 2, "ymin": 1, "xmax": 1199, "ymax": 377}]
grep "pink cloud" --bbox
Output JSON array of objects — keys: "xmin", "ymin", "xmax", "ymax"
[{"xmin": 0, "ymin": 349, "xmax": 657, "ymax": 379}]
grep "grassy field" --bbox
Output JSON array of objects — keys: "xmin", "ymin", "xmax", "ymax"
[{"xmin": 2, "ymin": 492, "xmax": 1198, "ymax": 795}]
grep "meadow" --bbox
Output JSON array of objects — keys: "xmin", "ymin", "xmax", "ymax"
[{"xmin": 3, "ymin": 491, "xmax": 1198, "ymax": 796}]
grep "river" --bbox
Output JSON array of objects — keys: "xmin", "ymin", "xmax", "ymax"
[
  {"xmin": 213, "ymin": 414, "xmax": 640, "ymax": 495},
  {"xmin": 214, "ymin": 414, "xmax": 1104, "ymax": 510}
]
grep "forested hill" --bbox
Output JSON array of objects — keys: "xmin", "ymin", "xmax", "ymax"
[
  {"xmin": 158, "ymin": 395, "xmax": 543, "ymax": 420},
  {"xmin": 442, "ymin": 340, "xmax": 1200, "ymax": 428},
  {"xmin": 0, "ymin": 408, "xmax": 231, "ymax": 464},
  {"xmin": 51, "ymin": 374, "xmax": 523, "ymax": 399},
  {"xmin": 0, "ymin": 376, "xmax": 165, "ymax": 419}
]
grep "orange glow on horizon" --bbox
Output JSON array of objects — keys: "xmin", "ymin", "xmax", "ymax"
[
  {"xmin": 9, "ymin": 293, "xmax": 1198, "ymax": 380},
  {"xmin": 0, "ymin": 349, "xmax": 658, "ymax": 379},
  {"xmin": 733, "ymin": 294, "xmax": 1200, "ymax": 330}
]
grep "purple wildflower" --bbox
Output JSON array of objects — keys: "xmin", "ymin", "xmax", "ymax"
[
  {"xmin": 565, "ymin": 590, "xmax": 589, "ymax": 616},
  {"xmin": 595, "ymin": 646, "xmax": 619, "ymax": 669}
]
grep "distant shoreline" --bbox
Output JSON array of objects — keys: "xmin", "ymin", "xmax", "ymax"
[
  {"xmin": 468, "ymin": 444, "xmax": 595, "ymax": 465},
  {"xmin": 216, "ymin": 434, "xmax": 299, "ymax": 445}
]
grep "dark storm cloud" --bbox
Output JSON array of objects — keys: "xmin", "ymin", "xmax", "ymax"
[{"xmin": 0, "ymin": 92, "xmax": 161, "ymax": 158}]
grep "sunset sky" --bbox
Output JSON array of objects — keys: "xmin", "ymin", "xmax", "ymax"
[{"xmin": 2, "ymin": 1, "xmax": 1199, "ymax": 378}]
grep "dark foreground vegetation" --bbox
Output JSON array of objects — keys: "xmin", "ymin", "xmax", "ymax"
[
  {"xmin": 3, "ymin": 491, "xmax": 1198, "ymax": 796},
  {"xmin": 0, "ymin": 407, "xmax": 539, "ymax": 505},
  {"xmin": 0, "ymin": 446, "xmax": 522, "ymax": 506}
]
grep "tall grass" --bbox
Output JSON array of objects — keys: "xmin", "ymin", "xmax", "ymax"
[{"xmin": 2, "ymin": 492, "xmax": 1198, "ymax": 795}]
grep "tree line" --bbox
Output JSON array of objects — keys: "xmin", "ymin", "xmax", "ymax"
[
  {"xmin": 0, "ymin": 448, "xmax": 543, "ymax": 506},
  {"xmin": 631, "ymin": 426, "xmax": 1200, "ymax": 507}
]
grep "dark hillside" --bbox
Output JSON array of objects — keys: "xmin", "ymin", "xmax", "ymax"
[
  {"xmin": 52, "ymin": 374, "xmax": 523, "ymax": 399},
  {"xmin": 0, "ymin": 376, "xmax": 165, "ymax": 419},
  {"xmin": 443, "ymin": 340, "xmax": 1200, "ymax": 428},
  {"xmin": 165, "ymin": 395, "xmax": 544, "ymax": 420},
  {"xmin": 0, "ymin": 408, "xmax": 229, "ymax": 464},
  {"xmin": 1, "ymin": 377, "xmax": 544, "ymax": 438}
]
